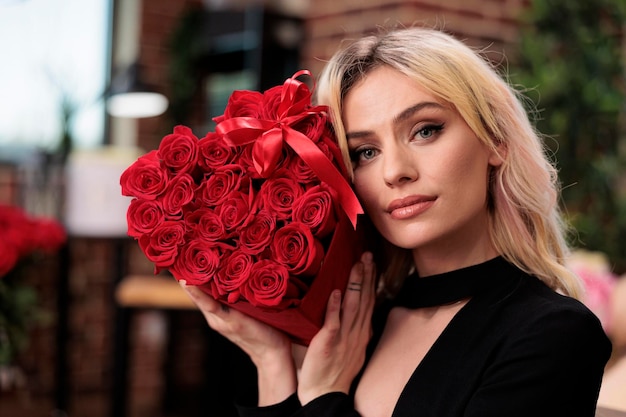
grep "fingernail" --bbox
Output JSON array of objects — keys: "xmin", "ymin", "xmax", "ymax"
[
  {"xmin": 178, "ymin": 279, "xmax": 187, "ymax": 289},
  {"xmin": 362, "ymin": 252, "xmax": 373, "ymax": 263}
]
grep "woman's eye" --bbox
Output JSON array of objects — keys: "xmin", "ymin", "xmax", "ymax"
[
  {"xmin": 414, "ymin": 123, "xmax": 444, "ymax": 140},
  {"xmin": 360, "ymin": 148, "xmax": 376, "ymax": 159},
  {"xmin": 350, "ymin": 147, "xmax": 378, "ymax": 163}
]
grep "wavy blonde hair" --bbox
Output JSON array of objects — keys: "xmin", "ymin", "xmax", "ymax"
[{"xmin": 315, "ymin": 27, "xmax": 583, "ymax": 299}]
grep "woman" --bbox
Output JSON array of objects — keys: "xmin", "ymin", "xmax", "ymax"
[{"xmin": 181, "ymin": 27, "xmax": 611, "ymax": 416}]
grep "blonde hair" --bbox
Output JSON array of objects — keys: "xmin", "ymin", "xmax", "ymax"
[{"xmin": 315, "ymin": 27, "xmax": 583, "ymax": 299}]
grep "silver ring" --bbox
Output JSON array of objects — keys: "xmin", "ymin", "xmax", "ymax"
[{"xmin": 347, "ymin": 282, "xmax": 363, "ymax": 291}]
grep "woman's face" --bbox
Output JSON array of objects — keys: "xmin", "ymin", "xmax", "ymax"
[{"xmin": 343, "ymin": 66, "xmax": 502, "ymax": 271}]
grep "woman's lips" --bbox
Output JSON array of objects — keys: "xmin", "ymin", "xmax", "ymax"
[{"xmin": 387, "ymin": 195, "xmax": 437, "ymax": 220}]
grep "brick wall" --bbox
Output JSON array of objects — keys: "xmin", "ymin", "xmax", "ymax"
[
  {"xmin": 136, "ymin": 0, "xmax": 204, "ymax": 152},
  {"xmin": 302, "ymin": 0, "xmax": 528, "ymax": 77}
]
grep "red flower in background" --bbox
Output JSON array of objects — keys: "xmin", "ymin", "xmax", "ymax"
[
  {"xmin": 0, "ymin": 238, "xmax": 20, "ymax": 278},
  {"xmin": 0, "ymin": 205, "xmax": 66, "ymax": 277}
]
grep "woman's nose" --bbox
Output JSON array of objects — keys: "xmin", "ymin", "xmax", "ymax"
[{"xmin": 382, "ymin": 143, "xmax": 418, "ymax": 187}]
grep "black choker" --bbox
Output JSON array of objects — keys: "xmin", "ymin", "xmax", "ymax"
[{"xmin": 391, "ymin": 257, "xmax": 509, "ymax": 309}]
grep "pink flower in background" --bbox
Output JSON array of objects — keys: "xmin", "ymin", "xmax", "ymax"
[{"xmin": 567, "ymin": 250, "xmax": 618, "ymax": 333}]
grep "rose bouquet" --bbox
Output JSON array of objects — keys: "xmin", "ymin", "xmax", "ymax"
[{"xmin": 120, "ymin": 71, "xmax": 363, "ymax": 344}]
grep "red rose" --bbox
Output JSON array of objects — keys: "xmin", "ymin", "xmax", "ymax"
[
  {"xmin": 198, "ymin": 132, "xmax": 238, "ymax": 173},
  {"xmin": 170, "ymin": 239, "xmax": 224, "ymax": 286},
  {"xmin": 196, "ymin": 164, "xmax": 247, "ymax": 207},
  {"xmin": 158, "ymin": 125, "xmax": 199, "ymax": 174},
  {"xmin": 291, "ymin": 112, "xmax": 327, "ymax": 143},
  {"xmin": 242, "ymin": 259, "xmax": 301, "ymax": 308},
  {"xmin": 258, "ymin": 173, "xmax": 303, "ymax": 221},
  {"xmin": 239, "ymin": 210, "xmax": 276, "ymax": 255},
  {"xmin": 33, "ymin": 219, "xmax": 66, "ymax": 252},
  {"xmin": 120, "ymin": 150, "xmax": 168, "ymax": 200},
  {"xmin": 270, "ymin": 222, "xmax": 324, "ymax": 277},
  {"xmin": 292, "ymin": 185, "xmax": 337, "ymax": 238},
  {"xmin": 160, "ymin": 173, "xmax": 196, "ymax": 218},
  {"xmin": 287, "ymin": 153, "xmax": 317, "ymax": 185},
  {"xmin": 127, "ymin": 198, "xmax": 165, "ymax": 238},
  {"xmin": 318, "ymin": 131, "xmax": 349, "ymax": 178},
  {"xmin": 2, "ymin": 232, "xmax": 21, "ymax": 258},
  {"xmin": 218, "ymin": 191, "xmax": 250, "ymax": 231},
  {"xmin": 185, "ymin": 208, "xmax": 226, "ymax": 242},
  {"xmin": 6, "ymin": 218, "xmax": 35, "ymax": 256},
  {"xmin": 215, "ymin": 251, "xmax": 254, "ymax": 303},
  {"xmin": 215, "ymin": 90, "xmax": 263, "ymax": 123},
  {"xmin": 261, "ymin": 86, "xmax": 283, "ymax": 120},
  {"xmin": 261, "ymin": 80, "xmax": 311, "ymax": 120},
  {"xmin": 0, "ymin": 238, "xmax": 19, "ymax": 277},
  {"xmin": 0, "ymin": 205, "xmax": 66, "ymax": 263},
  {"xmin": 21, "ymin": 218, "xmax": 51, "ymax": 256},
  {"xmin": 138, "ymin": 221, "xmax": 186, "ymax": 270}
]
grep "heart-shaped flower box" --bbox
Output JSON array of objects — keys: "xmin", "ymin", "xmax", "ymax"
[{"xmin": 121, "ymin": 71, "xmax": 363, "ymax": 345}]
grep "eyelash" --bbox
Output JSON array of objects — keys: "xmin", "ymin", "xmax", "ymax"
[
  {"xmin": 349, "ymin": 123, "xmax": 445, "ymax": 165},
  {"xmin": 412, "ymin": 123, "xmax": 444, "ymax": 141},
  {"xmin": 349, "ymin": 147, "xmax": 376, "ymax": 163}
]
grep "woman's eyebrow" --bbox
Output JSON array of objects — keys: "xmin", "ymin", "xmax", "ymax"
[
  {"xmin": 346, "ymin": 101, "xmax": 445, "ymax": 141},
  {"xmin": 392, "ymin": 102, "xmax": 445, "ymax": 125},
  {"xmin": 346, "ymin": 130, "xmax": 371, "ymax": 141}
]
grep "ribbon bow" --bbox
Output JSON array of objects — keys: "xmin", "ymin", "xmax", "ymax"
[{"xmin": 216, "ymin": 70, "xmax": 363, "ymax": 228}]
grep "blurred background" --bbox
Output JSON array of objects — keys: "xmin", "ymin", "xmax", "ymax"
[{"xmin": 0, "ymin": 0, "xmax": 625, "ymax": 416}]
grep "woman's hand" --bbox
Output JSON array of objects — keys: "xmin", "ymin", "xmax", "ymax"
[
  {"xmin": 180, "ymin": 282, "xmax": 296, "ymax": 405},
  {"xmin": 297, "ymin": 252, "xmax": 377, "ymax": 404}
]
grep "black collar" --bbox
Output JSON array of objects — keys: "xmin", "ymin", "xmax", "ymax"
[{"xmin": 391, "ymin": 257, "xmax": 509, "ymax": 309}]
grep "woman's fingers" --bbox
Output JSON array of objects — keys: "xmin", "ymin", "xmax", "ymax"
[
  {"xmin": 179, "ymin": 280, "xmax": 297, "ymax": 405},
  {"xmin": 180, "ymin": 280, "xmax": 217, "ymax": 311},
  {"xmin": 322, "ymin": 289, "xmax": 342, "ymax": 335},
  {"xmin": 358, "ymin": 251, "xmax": 376, "ymax": 327},
  {"xmin": 341, "ymin": 252, "xmax": 376, "ymax": 332},
  {"xmin": 297, "ymin": 252, "xmax": 376, "ymax": 404},
  {"xmin": 178, "ymin": 280, "xmax": 228, "ymax": 329}
]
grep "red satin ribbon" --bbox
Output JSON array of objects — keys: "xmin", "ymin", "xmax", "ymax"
[{"xmin": 216, "ymin": 70, "xmax": 363, "ymax": 228}]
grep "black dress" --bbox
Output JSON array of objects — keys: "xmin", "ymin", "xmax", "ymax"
[{"xmin": 237, "ymin": 257, "xmax": 612, "ymax": 417}]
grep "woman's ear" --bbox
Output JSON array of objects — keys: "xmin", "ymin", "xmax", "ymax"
[{"xmin": 488, "ymin": 141, "xmax": 507, "ymax": 167}]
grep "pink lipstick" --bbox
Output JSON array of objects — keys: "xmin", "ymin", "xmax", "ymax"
[{"xmin": 387, "ymin": 195, "xmax": 436, "ymax": 220}]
